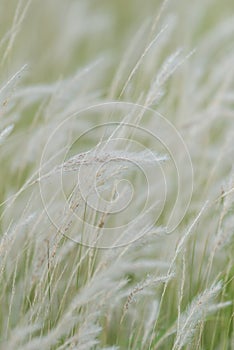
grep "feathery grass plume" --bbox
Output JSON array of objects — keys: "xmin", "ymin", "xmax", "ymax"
[
  {"xmin": 172, "ymin": 281, "xmax": 225, "ymax": 350},
  {"xmin": 1, "ymin": 324, "xmax": 41, "ymax": 350},
  {"xmin": 0, "ymin": 65, "xmax": 27, "ymax": 107},
  {"xmin": 121, "ymin": 273, "xmax": 174, "ymax": 322},
  {"xmin": 61, "ymin": 149, "xmax": 167, "ymax": 171}
]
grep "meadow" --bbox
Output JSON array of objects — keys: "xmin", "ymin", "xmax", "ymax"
[{"xmin": 0, "ymin": 0, "xmax": 233, "ymax": 349}]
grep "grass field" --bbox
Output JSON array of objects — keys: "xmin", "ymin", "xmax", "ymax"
[{"xmin": 0, "ymin": 1, "xmax": 234, "ymax": 349}]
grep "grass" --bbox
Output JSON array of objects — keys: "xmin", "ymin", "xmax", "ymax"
[{"xmin": 0, "ymin": 0, "xmax": 234, "ymax": 349}]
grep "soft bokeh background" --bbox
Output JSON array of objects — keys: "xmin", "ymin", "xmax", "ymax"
[{"xmin": 1, "ymin": 0, "xmax": 234, "ymax": 83}]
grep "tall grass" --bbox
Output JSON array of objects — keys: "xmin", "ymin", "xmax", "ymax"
[{"xmin": 0, "ymin": 0, "xmax": 233, "ymax": 349}]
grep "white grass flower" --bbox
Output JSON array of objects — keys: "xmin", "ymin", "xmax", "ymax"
[{"xmin": 172, "ymin": 282, "xmax": 224, "ymax": 350}]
